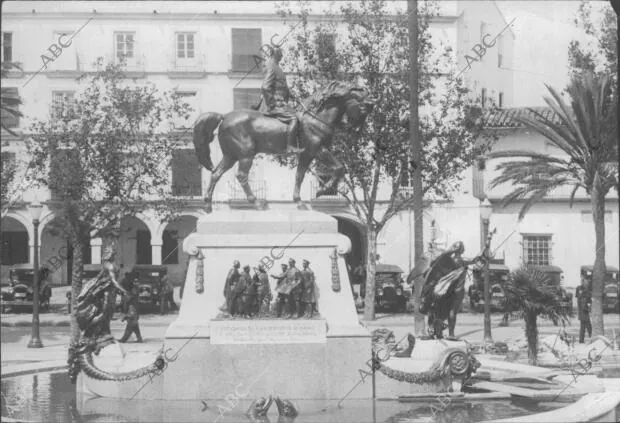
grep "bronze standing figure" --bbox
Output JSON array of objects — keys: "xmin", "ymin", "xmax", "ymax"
[
  {"xmin": 300, "ymin": 259, "xmax": 317, "ymax": 318},
  {"xmin": 271, "ymin": 264, "xmax": 289, "ymax": 318}
]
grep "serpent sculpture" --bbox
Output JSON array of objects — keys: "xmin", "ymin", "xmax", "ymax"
[
  {"xmin": 67, "ymin": 250, "xmax": 168, "ymax": 384},
  {"xmin": 371, "ymin": 329, "xmax": 480, "ymax": 385}
]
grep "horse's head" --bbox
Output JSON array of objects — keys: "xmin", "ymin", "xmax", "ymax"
[
  {"xmin": 343, "ymin": 86, "xmax": 375, "ymax": 126},
  {"xmin": 309, "ymin": 81, "xmax": 376, "ymax": 126}
]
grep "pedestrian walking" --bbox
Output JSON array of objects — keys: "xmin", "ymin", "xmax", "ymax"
[{"xmin": 119, "ymin": 290, "xmax": 143, "ymax": 343}]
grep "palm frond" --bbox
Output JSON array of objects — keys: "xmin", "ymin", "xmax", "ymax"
[{"xmin": 503, "ymin": 266, "xmax": 570, "ymax": 325}]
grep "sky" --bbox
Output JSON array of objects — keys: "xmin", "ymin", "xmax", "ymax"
[{"xmin": 496, "ymin": 1, "xmax": 590, "ymax": 106}]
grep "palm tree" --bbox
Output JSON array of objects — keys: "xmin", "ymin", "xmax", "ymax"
[
  {"xmin": 503, "ymin": 266, "xmax": 570, "ymax": 365},
  {"xmin": 489, "ymin": 72, "xmax": 618, "ymax": 337}
]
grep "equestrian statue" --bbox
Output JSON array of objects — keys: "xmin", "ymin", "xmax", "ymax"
[{"xmin": 193, "ymin": 44, "xmax": 375, "ymax": 213}]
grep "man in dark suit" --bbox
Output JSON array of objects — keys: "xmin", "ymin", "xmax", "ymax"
[
  {"xmin": 119, "ymin": 289, "xmax": 143, "ymax": 343},
  {"xmin": 576, "ymin": 275, "xmax": 592, "ymax": 343}
]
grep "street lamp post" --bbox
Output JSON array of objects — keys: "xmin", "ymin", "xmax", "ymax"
[
  {"xmin": 28, "ymin": 201, "xmax": 44, "ymax": 349},
  {"xmin": 480, "ymin": 198, "xmax": 493, "ymax": 344}
]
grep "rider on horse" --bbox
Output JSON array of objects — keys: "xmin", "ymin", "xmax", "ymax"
[{"xmin": 259, "ymin": 46, "xmax": 303, "ymax": 154}]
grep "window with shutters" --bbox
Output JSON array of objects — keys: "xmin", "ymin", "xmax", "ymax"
[
  {"xmin": 162, "ymin": 230, "xmax": 178, "ymax": 265},
  {"xmin": 171, "ymin": 149, "xmax": 202, "ymax": 197},
  {"xmin": 51, "ymin": 91, "xmax": 75, "ymax": 119},
  {"xmin": 2, "ymin": 32, "xmax": 12, "ymax": 63},
  {"xmin": 176, "ymin": 33, "xmax": 195, "ymax": 59},
  {"xmin": 522, "ymin": 235, "xmax": 552, "ymax": 266},
  {"xmin": 115, "ymin": 32, "xmax": 135, "ymax": 61},
  {"xmin": 1, "ymin": 231, "xmax": 29, "ymax": 265},
  {"xmin": 136, "ymin": 230, "xmax": 152, "ymax": 264},
  {"xmin": 231, "ymin": 28, "xmax": 262, "ymax": 72},
  {"xmin": 233, "ymin": 88, "xmax": 261, "ymax": 110},
  {"xmin": 1, "ymin": 87, "xmax": 20, "ymax": 128}
]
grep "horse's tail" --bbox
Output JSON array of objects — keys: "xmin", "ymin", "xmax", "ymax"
[{"xmin": 193, "ymin": 112, "xmax": 224, "ymax": 172}]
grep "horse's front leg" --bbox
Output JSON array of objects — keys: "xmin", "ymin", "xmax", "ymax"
[
  {"xmin": 293, "ymin": 152, "xmax": 314, "ymax": 203},
  {"xmin": 315, "ymin": 148, "xmax": 344, "ymax": 197}
]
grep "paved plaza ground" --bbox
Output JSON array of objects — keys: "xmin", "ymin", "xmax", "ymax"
[{"xmin": 1, "ymin": 286, "xmax": 619, "ymax": 372}]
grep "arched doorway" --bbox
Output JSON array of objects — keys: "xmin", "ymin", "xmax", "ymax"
[
  {"xmin": 159, "ymin": 215, "xmax": 199, "ymax": 287},
  {"xmin": 120, "ymin": 216, "xmax": 152, "ymax": 272},
  {"xmin": 1, "ymin": 216, "xmax": 30, "ymax": 282},
  {"xmin": 39, "ymin": 218, "xmax": 92, "ymax": 286},
  {"xmin": 332, "ymin": 214, "xmax": 367, "ymax": 288}
]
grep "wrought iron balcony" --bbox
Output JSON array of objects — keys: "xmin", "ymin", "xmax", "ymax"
[
  {"xmin": 310, "ymin": 181, "xmax": 345, "ymax": 201},
  {"xmin": 167, "ymin": 55, "xmax": 207, "ymax": 79}
]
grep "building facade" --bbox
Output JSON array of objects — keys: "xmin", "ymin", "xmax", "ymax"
[{"xmin": 3, "ymin": 1, "xmax": 558, "ymax": 290}]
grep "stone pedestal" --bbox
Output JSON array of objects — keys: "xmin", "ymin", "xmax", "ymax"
[{"xmin": 157, "ymin": 210, "xmax": 371, "ymax": 400}]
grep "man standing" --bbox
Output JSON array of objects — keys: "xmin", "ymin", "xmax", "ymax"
[
  {"xmin": 255, "ymin": 264, "xmax": 271, "ymax": 316},
  {"xmin": 242, "ymin": 265, "xmax": 258, "ymax": 317},
  {"xmin": 223, "ymin": 260, "xmax": 241, "ymax": 315},
  {"xmin": 119, "ymin": 289, "xmax": 143, "ymax": 343},
  {"xmin": 271, "ymin": 263, "xmax": 289, "ymax": 318},
  {"xmin": 285, "ymin": 258, "xmax": 303, "ymax": 318},
  {"xmin": 260, "ymin": 46, "xmax": 302, "ymax": 154},
  {"xmin": 234, "ymin": 265, "xmax": 252, "ymax": 318},
  {"xmin": 576, "ymin": 275, "xmax": 592, "ymax": 343},
  {"xmin": 300, "ymin": 259, "xmax": 317, "ymax": 318}
]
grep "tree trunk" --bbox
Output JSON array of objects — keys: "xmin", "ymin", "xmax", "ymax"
[
  {"xmin": 590, "ymin": 177, "xmax": 606, "ymax": 336},
  {"xmin": 363, "ymin": 226, "xmax": 377, "ymax": 321},
  {"xmin": 411, "ymin": 257, "xmax": 429, "ymax": 336},
  {"xmin": 408, "ymin": 0, "xmax": 426, "ymax": 335},
  {"xmin": 525, "ymin": 310, "xmax": 538, "ymax": 366},
  {"xmin": 69, "ymin": 234, "xmax": 83, "ymax": 344}
]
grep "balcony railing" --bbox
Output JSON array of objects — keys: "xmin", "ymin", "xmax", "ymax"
[
  {"xmin": 310, "ymin": 181, "xmax": 345, "ymax": 201},
  {"xmin": 167, "ymin": 55, "xmax": 207, "ymax": 78},
  {"xmin": 398, "ymin": 186, "xmax": 415, "ymax": 198}
]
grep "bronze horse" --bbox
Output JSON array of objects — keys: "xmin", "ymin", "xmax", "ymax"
[{"xmin": 192, "ymin": 81, "xmax": 375, "ymax": 213}]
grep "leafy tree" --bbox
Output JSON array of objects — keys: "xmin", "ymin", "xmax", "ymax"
[
  {"xmin": 568, "ymin": 1, "xmax": 617, "ymax": 84},
  {"xmin": 490, "ymin": 73, "xmax": 618, "ymax": 336},
  {"xmin": 27, "ymin": 58, "xmax": 192, "ymax": 342},
  {"xmin": 503, "ymin": 266, "xmax": 569, "ymax": 365},
  {"xmin": 278, "ymin": 0, "xmax": 489, "ymax": 321}
]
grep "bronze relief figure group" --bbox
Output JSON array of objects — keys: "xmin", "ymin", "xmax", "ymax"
[{"xmin": 220, "ymin": 258, "xmax": 318, "ymax": 319}]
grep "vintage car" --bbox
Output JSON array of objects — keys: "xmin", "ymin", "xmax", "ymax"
[
  {"xmin": 581, "ymin": 265, "xmax": 619, "ymax": 313},
  {"xmin": 1, "ymin": 267, "xmax": 52, "ymax": 313},
  {"xmin": 127, "ymin": 264, "xmax": 167, "ymax": 312},
  {"xmin": 468, "ymin": 262, "xmax": 510, "ymax": 312},
  {"xmin": 533, "ymin": 265, "xmax": 573, "ymax": 314},
  {"xmin": 375, "ymin": 264, "xmax": 411, "ymax": 312}
]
